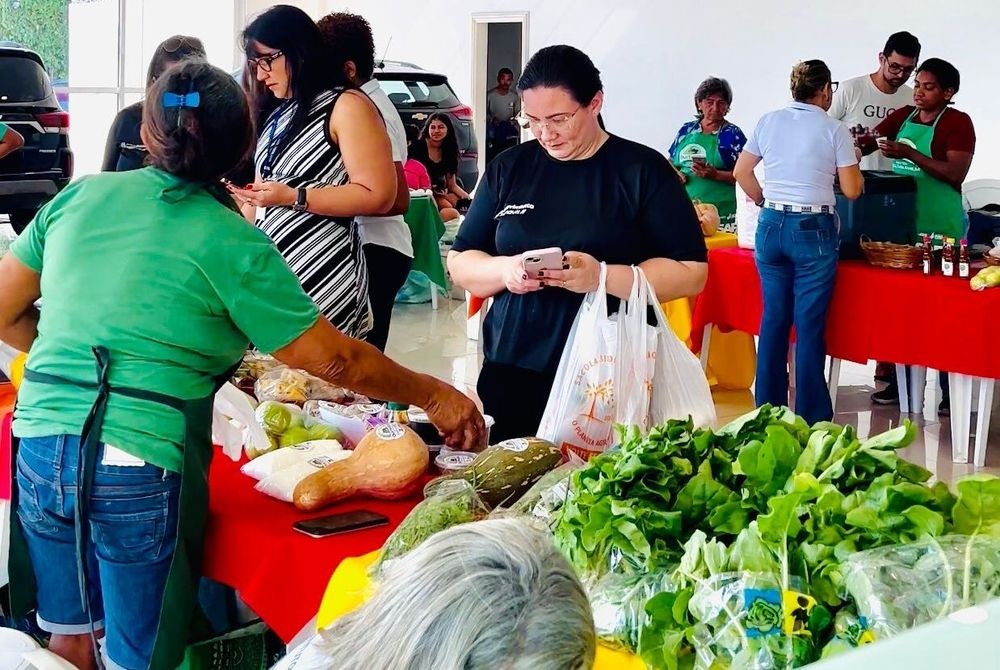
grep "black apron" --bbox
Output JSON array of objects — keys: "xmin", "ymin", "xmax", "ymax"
[{"xmin": 6, "ymin": 345, "xmax": 237, "ymax": 670}]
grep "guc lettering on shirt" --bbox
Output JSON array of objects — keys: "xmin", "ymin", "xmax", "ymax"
[
  {"xmin": 495, "ymin": 203, "xmax": 536, "ymax": 219},
  {"xmin": 862, "ymin": 105, "xmax": 897, "ymax": 120}
]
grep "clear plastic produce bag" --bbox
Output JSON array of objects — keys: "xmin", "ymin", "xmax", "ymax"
[{"xmin": 843, "ymin": 535, "xmax": 1000, "ymax": 640}]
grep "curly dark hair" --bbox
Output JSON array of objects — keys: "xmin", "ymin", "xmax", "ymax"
[
  {"xmin": 317, "ymin": 12, "xmax": 377, "ymax": 82},
  {"xmin": 143, "ymin": 60, "xmax": 254, "ymax": 185},
  {"xmin": 694, "ymin": 77, "xmax": 733, "ymax": 113}
]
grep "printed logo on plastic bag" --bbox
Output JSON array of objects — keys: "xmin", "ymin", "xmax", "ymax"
[
  {"xmin": 376, "ymin": 424, "xmax": 405, "ymax": 441},
  {"xmin": 743, "ymin": 588, "xmax": 782, "ymax": 638}
]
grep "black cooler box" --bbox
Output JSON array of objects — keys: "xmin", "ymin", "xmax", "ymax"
[{"xmin": 835, "ymin": 170, "xmax": 917, "ymax": 259}]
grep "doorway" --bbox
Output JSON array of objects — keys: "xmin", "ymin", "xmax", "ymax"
[{"xmin": 471, "ymin": 13, "xmax": 528, "ymax": 183}]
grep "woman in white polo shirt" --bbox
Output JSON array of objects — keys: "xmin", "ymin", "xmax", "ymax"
[{"xmin": 734, "ymin": 60, "xmax": 863, "ymax": 424}]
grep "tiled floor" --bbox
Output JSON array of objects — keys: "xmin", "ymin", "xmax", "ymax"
[{"xmin": 386, "ymin": 296, "xmax": 1000, "ymax": 484}]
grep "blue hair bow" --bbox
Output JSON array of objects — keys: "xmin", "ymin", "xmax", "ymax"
[{"xmin": 162, "ymin": 91, "xmax": 201, "ymax": 109}]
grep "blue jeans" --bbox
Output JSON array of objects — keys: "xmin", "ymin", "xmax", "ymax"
[
  {"xmin": 755, "ymin": 208, "xmax": 839, "ymax": 424},
  {"xmin": 15, "ymin": 435, "xmax": 180, "ymax": 670}
]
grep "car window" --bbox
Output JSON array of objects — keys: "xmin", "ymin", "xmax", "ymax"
[
  {"xmin": 377, "ymin": 77, "xmax": 460, "ymax": 109},
  {"xmin": 0, "ymin": 56, "xmax": 52, "ymax": 103}
]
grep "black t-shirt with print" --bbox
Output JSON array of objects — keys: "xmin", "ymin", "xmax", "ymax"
[{"xmin": 453, "ymin": 134, "xmax": 707, "ymax": 373}]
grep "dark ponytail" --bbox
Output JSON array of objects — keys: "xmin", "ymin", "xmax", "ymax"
[{"xmin": 144, "ymin": 60, "xmax": 254, "ymax": 185}]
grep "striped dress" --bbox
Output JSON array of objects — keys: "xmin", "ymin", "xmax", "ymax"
[{"xmin": 255, "ymin": 90, "xmax": 371, "ymax": 338}]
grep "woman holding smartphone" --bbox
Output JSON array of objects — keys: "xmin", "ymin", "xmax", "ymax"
[
  {"xmin": 231, "ymin": 6, "xmax": 399, "ymax": 339},
  {"xmin": 448, "ymin": 45, "xmax": 707, "ymax": 442}
]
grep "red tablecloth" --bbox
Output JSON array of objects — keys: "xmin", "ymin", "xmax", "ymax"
[
  {"xmin": 693, "ymin": 247, "xmax": 1000, "ymax": 379},
  {"xmin": 202, "ymin": 453, "xmax": 424, "ymax": 642}
]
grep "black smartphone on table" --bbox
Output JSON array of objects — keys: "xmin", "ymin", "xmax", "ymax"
[{"xmin": 293, "ymin": 510, "xmax": 389, "ymax": 538}]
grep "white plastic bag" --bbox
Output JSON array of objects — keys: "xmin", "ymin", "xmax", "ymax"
[
  {"xmin": 735, "ymin": 163, "xmax": 765, "ymax": 249},
  {"xmin": 240, "ymin": 439, "xmax": 345, "ymax": 481},
  {"xmin": 254, "ymin": 451, "xmax": 352, "ymax": 502},
  {"xmin": 537, "ymin": 265, "xmax": 715, "ymax": 458},
  {"xmin": 629, "ymin": 267, "xmax": 716, "ymax": 430},
  {"xmin": 213, "ymin": 383, "xmax": 270, "ymax": 462},
  {"xmin": 537, "ymin": 264, "xmax": 619, "ymax": 458}
]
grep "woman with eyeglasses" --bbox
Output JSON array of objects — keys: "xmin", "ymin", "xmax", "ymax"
[
  {"xmin": 668, "ymin": 77, "xmax": 747, "ymax": 233},
  {"xmin": 230, "ymin": 5, "xmax": 398, "ymax": 339},
  {"xmin": 733, "ymin": 60, "xmax": 863, "ymax": 425},
  {"xmin": 448, "ymin": 45, "xmax": 708, "ymax": 442},
  {"xmin": 409, "ymin": 112, "xmax": 470, "ymax": 221},
  {"xmin": 101, "ymin": 35, "xmax": 206, "ymax": 172}
]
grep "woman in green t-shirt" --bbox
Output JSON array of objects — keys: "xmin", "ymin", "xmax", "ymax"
[{"xmin": 0, "ymin": 61, "xmax": 484, "ymax": 670}]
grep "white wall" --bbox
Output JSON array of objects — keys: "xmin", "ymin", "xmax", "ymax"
[{"xmin": 248, "ymin": 0, "xmax": 999, "ymax": 180}]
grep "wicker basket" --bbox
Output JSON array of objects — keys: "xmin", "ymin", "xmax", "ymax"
[{"xmin": 860, "ymin": 236, "xmax": 924, "ymax": 270}]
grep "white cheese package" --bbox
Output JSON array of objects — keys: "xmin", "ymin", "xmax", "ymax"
[
  {"xmin": 254, "ymin": 451, "xmax": 353, "ymax": 503},
  {"xmin": 240, "ymin": 439, "xmax": 345, "ymax": 481}
]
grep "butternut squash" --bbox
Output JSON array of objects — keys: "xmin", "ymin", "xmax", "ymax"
[
  {"xmin": 293, "ymin": 424, "xmax": 429, "ymax": 511},
  {"xmin": 693, "ymin": 200, "xmax": 720, "ymax": 237}
]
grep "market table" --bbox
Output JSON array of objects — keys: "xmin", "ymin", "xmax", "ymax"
[
  {"xmin": 200, "ymin": 452, "xmax": 427, "ymax": 642},
  {"xmin": 403, "ymin": 193, "xmax": 447, "ymax": 291},
  {"xmin": 692, "ymin": 247, "xmax": 1000, "ymax": 463}
]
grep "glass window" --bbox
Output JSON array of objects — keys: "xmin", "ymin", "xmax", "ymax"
[
  {"xmin": 123, "ymin": 0, "xmax": 238, "ymax": 89},
  {"xmin": 375, "ymin": 75, "xmax": 461, "ymax": 109},
  {"xmin": 68, "ymin": 0, "xmax": 120, "ymax": 89},
  {"xmin": 0, "ymin": 55, "xmax": 53, "ymax": 104},
  {"xmin": 68, "ymin": 93, "xmax": 119, "ymax": 176}
]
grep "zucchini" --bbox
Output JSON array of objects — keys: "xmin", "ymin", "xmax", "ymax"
[{"xmin": 428, "ymin": 437, "xmax": 562, "ymax": 509}]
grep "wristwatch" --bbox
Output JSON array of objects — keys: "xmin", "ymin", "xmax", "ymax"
[{"xmin": 292, "ymin": 187, "xmax": 308, "ymax": 212}]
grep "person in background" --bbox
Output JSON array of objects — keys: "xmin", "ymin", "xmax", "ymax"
[
  {"xmin": 318, "ymin": 11, "xmax": 413, "ymax": 353},
  {"xmin": 275, "ymin": 519, "xmax": 595, "ymax": 670},
  {"xmin": 734, "ymin": 60, "xmax": 863, "ymax": 425},
  {"xmin": 865, "ymin": 58, "xmax": 975, "ymax": 413},
  {"xmin": 233, "ymin": 6, "xmax": 398, "ymax": 339},
  {"xmin": 449, "ymin": 45, "xmax": 707, "ymax": 442},
  {"xmin": 829, "ymin": 31, "xmax": 920, "ymax": 393},
  {"xmin": 0, "ymin": 121, "xmax": 25, "ymax": 161},
  {"xmin": 403, "ymin": 124, "xmax": 432, "ymax": 190},
  {"xmin": 101, "ymin": 35, "xmax": 206, "ymax": 172},
  {"xmin": 486, "ymin": 67, "xmax": 521, "ymax": 163},
  {"xmin": 830, "ymin": 31, "xmax": 920, "ymax": 172},
  {"xmin": 410, "ymin": 113, "xmax": 469, "ymax": 221},
  {"xmin": 0, "ymin": 60, "xmax": 483, "ymax": 670},
  {"xmin": 668, "ymin": 77, "xmax": 747, "ymax": 233}
]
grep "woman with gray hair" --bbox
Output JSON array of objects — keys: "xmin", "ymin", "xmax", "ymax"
[
  {"xmin": 669, "ymin": 76, "xmax": 747, "ymax": 232},
  {"xmin": 275, "ymin": 518, "xmax": 596, "ymax": 670}
]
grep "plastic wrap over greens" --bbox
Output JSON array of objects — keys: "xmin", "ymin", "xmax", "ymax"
[
  {"xmin": 685, "ymin": 572, "xmax": 830, "ymax": 670},
  {"xmin": 588, "ymin": 569, "xmax": 676, "ymax": 652},
  {"xmin": 371, "ymin": 480, "xmax": 488, "ymax": 577},
  {"xmin": 844, "ymin": 534, "xmax": 1000, "ymax": 639},
  {"xmin": 491, "ymin": 461, "xmax": 580, "ymax": 528}
]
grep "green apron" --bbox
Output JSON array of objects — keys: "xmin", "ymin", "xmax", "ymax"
[
  {"xmin": 673, "ymin": 127, "xmax": 738, "ymax": 232},
  {"xmin": 891, "ymin": 108, "xmax": 967, "ymax": 241},
  {"xmin": 6, "ymin": 346, "xmax": 236, "ymax": 670}
]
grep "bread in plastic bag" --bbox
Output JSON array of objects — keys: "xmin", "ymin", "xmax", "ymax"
[
  {"xmin": 843, "ymin": 535, "xmax": 1000, "ymax": 640},
  {"xmin": 255, "ymin": 452, "xmax": 352, "ymax": 502},
  {"xmin": 371, "ymin": 479, "xmax": 488, "ymax": 577},
  {"xmin": 241, "ymin": 439, "xmax": 345, "ymax": 481},
  {"xmin": 255, "ymin": 368, "xmax": 310, "ymax": 404}
]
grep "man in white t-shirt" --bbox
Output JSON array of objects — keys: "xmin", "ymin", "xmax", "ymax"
[
  {"xmin": 830, "ymin": 31, "xmax": 921, "ymax": 171},
  {"xmin": 486, "ymin": 67, "xmax": 521, "ymax": 163},
  {"xmin": 319, "ymin": 12, "xmax": 414, "ymax": 352}
]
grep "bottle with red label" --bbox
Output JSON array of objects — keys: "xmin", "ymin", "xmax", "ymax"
[
  {"xmin": 941, "ymin": 237, "xmax": 955, "ymax": 277},
  {"xmin": 958, "ymin": 238, "xmax": 970, "ymax": 279},
  {"xmin": 921, "ymin": 234, "xmax": 932, "ymax": 275}
]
